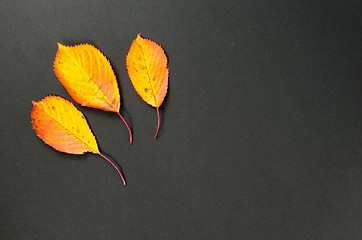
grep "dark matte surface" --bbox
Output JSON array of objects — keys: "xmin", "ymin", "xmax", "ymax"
[{"xmin": 1, "ymin": 0, "xmax": 362, "ymax": 239}]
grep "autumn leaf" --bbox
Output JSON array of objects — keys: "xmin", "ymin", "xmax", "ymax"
[
  {"xmin": 31, "ymin": 96, "xmax": 126, "ymax": 186},
  {"xmin": 54, "ymin": 43, "xmax": 132, "ymax": 143},
  {"xmin": 126, "ymin": 34, "xmax": 169, "ymax": 138}
]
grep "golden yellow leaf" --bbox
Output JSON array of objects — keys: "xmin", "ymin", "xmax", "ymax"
[
  {"xmin": 32, "ymin": 96, "xmax": 99, "ymax": 154},
  {"xmin": 54, "ymin": 43, "xmax": 132, "ymax": 143},
  {"xmin": 126, "ymin": 34, "xmax": 169, "ymax": 138},
  {"xmin": 31, "ymin": 96, "xmax": 126, "ymax": 185}
]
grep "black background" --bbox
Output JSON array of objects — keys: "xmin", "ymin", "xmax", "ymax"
[{"xmin": 1, "ymin": 0, "xmax": 362, "ymax": 239}]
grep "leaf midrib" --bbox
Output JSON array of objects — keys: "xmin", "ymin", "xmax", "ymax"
[{"xmin": 137, "ymin": 38, "xmax": 158, "ymax": 106}]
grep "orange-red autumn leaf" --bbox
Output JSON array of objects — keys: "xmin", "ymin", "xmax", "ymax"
[
  {"xmin": 126, "ymin": 34, "xmax": 169, "ymax": 138},
  {"xmin": 54, "ymin": 43, "xmax": 132, "ymax": 143},
  {"xmin": 31, "ymin": 96, "xmax": 126, "ymax": 185}
]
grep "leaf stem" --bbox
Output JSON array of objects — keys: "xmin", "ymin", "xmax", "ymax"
[
  {"xmin": 99, "ymin": 153, "xmax": 126, "ymax": 186},
  {"xmin": 154, "ymin": 107, "xmax": 160, "ymax": 139},
  {"xmin": 116, "ymin": 111, "xmax": 133, "ymax": 144}
]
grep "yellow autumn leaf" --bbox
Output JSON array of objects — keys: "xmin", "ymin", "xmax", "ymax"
[
  {"xmin": 126, "ymin": 34, "xmax": 169, "ymax": 138},
  {"xmin": 31, "ymin": 96, "xmax": 126, "ymax": 185},
  {"xmin": 54, "ymin": 43, "xmax": 132, "ymax": 143}
]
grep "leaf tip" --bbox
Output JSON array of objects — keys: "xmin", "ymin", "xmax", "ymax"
[
  {"xmin": 32, "ymin": 101, "xmax": 40, "ymax": 108},
  {"xmin": 57, "ymin": 42, "xmax": 64, "ymax": 49}
]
